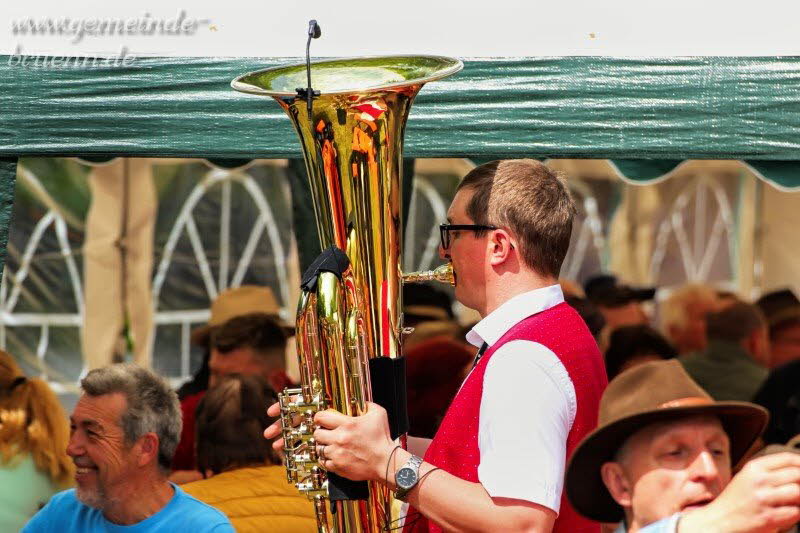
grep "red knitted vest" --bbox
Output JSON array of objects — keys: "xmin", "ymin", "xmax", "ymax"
[{"xmin": 403, "ymin": 302, "xmax": 606, "ymax": 533}]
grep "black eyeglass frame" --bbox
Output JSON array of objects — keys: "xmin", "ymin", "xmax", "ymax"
[{"xmin": 439, "ymin": 223, "xmax": 498, "ymax": 250}]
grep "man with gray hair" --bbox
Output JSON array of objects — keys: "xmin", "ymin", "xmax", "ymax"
[
  {"xmin": 23, "ymin": 364, "xmax": 233, "ymax": 532},
  {"xmin": 660, "ymin": 284, "xmax": 720, "ymax": 355}
]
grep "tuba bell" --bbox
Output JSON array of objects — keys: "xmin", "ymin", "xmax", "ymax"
[{"xmin": 232, "ymin": 54, "xmax": 462, "ymax": 532}]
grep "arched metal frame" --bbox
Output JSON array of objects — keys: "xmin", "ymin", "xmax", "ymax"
[
  {"xmin": 561, "ymin": 178, "xmax": 608, "ymax": 283},
  {"xmin": 650, "ymin": 174, "xmax": 736, "ymax": 285},
  {"xmin": 4, "ymin": 159, "xmax": 297, "ymax": 387},
  {"xmin": 150, "ymin": 162, "xmax": 293, "ymax": 378},
  {"xmin": 0, "ymin": 167, "xmax": 84, "ymax": 388},
  {"xmin": 405, "ymin": 176, "xmax": 453, "ymax": 273}
]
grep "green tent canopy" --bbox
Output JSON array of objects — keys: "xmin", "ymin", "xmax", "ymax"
[
  {"xmin": 3, "ymin": 56, "xmax": 800, "ymax": 161},
  {"xmin": 611, "ymin": 160, "xmax": 800, "ymax": 191}
]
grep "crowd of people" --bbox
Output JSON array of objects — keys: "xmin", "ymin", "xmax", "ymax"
[{"xmin": 4, "ymin": 158, "xmax": 800, "ymax": 532}]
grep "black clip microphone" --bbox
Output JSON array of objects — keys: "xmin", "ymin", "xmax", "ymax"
[
  {"xmin": 308, "ymin": 19, "xmax": 321, "ymax": 39},
  {"xmin": 297, "ymin": 19, "xmax": 322, "ymax": 123}
]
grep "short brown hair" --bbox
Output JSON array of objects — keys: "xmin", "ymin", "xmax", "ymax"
[
  {"xmin": 706, "ymin": 302, "xmax": 766, "ymax": 343},
  {"xmin": 457, "ymin": 159, "xmax": 575, "ymax": 277},
  {"xmin": 195, "ymin": 374, "xmax": 280, "ymax": 474}
]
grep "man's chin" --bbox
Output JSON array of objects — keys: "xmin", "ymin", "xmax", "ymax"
[{"xmin": 75, "ymin": 486, "xmax": 105, "ymax": 510}]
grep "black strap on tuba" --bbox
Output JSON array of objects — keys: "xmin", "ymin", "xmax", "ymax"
[
  {"xmin": 300, "ymin": 245, "xmax": 349, "ymax": 293},
  {"xmin": 327, "ymin": 473, "xmax": 369, "ymax": 502},
  {"xmin": 369, "ymin": 356, "xmax": 409, "ymax": 440},
  {"xmin": 300, "ymin": 247, "xmax": 368, "ymax": 501},
  {"xmin": 299, "ymin": 246, "xmax": 410, "ymax": 501}
]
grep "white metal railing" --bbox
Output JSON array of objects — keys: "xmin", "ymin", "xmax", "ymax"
[
  {"xmin": 150, "ymin": 163, "xmax": 293, "ymax": 379},
  {"xmin": 561, "ymin": 179, "xmax": 607, "ymax": 282},
  {"xmin": 4, "ymin": 159, "xmax": 296, "ymax": 388},
  {"xmin": 152, "ymin": 165, "xmax": 290, "ymax": 311},
  {"xmin": 0, "ymin": 166, "xmax": 86, "ymax": 384},
  {"xmin": 404, "ymin": 176, "xmax": 450, "ymax": 273},
  {"xmin": 152, "ymin": 309, "xmax": 210, "ymax": 379}
]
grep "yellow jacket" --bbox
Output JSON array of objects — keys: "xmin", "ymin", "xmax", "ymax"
[{"xmin": 182, "ymin": 465, "xmax": 317, "ymax": 533}]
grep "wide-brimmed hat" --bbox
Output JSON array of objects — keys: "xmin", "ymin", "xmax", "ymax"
[
  {"xmin": 566, "ymin": 359, "xmax": 768, "ymax": 524},
  {"xmin": 191, "ymin": 286, "xmax": 293, "ymax": 346},
  {"xmin": 584, "ymin": 274, "xmax": 656, "ymax": 308},
  {"xmin": 756, "ymin": 288, "xmax": 800, "ymax": 330}
]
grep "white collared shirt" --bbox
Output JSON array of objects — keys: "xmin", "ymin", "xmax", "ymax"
[{"xmin": 466, "ymin": 285, "xmax": 577, "ymax": 514}]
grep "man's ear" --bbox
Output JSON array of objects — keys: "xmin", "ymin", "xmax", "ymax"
[
  {"xmin": 744, "ymin": 327, "xmax": 771, "ymax": 367},
  {"xmin": 600, "ymin": 461, "xmax": 633, "ymax": 507},
  {"xmin": 487, "ymin": 229, "xmax": 515, "ymax": 266},
  {"xmin": 137, "ymin": 432, "xmax": 160, "ymax": 468}
]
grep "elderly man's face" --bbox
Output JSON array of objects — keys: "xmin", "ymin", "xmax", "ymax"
[
  {"xmin": 67, "ymin": 392, "xmax": 141, "ymax": 509},
  {"xmin": 601, "ymin": 415, "xmax": 731, "ymax": 529}
]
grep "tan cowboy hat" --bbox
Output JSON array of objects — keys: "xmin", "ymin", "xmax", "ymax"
[
  {"xmin": 566, "ymin": 359, "xmax": 768, "ymax": 524},
  {"xmin": 191, "ymin": 285, "xmax": 293, "ymax": 346}
]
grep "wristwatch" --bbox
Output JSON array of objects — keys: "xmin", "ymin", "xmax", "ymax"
[{"xmin": 394, "ymin": 454, "xmax": 423, "ymax": 501}]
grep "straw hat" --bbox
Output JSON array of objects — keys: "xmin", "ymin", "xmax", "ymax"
[
  {"xmin": 191, "ymin": 286, "xmax": 293, "ymax": 346},
  {"xmin": 566, "ymin": 359, "xmax": 768, "ymax": 523}
]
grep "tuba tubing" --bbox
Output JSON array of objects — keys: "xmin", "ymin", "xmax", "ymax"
[{"xmin": 233, "ymin": 55, "xmax": 462, "ymax": 533}]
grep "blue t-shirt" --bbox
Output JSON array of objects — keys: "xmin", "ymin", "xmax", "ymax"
[
  {"xmin": 22, "ymin": 484, "xmax": 234, "ymax": 532},
  {"xmin": 614, "ymin": 513, "xmax": 681, "ymax": 533}
]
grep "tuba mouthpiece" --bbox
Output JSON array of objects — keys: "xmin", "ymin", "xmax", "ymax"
[{"xmin": 402, "ymin": 263, "xmax": 455, "ymax": 286}]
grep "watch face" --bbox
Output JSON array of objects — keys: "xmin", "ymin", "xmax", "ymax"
[{"xmin": 396, "ymin": 467, "xmax": 418, "ymax": 489}]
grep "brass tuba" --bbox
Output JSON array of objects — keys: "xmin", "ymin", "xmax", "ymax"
[{"xmin": 232, "ymin": 55, "xmax": 462, "ymax": 532}]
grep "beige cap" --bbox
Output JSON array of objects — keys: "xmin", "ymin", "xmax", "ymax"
[{"xmin": 191, "ymin": 285, "xmax": 292, "ymax": 345}]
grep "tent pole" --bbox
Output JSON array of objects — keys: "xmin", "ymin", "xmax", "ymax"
[{"xmin": 0, "ymin": 158, "xmax": 17, "ymax": 281}]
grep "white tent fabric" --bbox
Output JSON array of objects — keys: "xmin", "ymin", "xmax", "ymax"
[
  {"xmin": 82, "ymin": 159, "xmax": 155, "ymax": 369},
  {"xmin": 761, "ymin": 184, "xmax": 800, "ymax": 299}
]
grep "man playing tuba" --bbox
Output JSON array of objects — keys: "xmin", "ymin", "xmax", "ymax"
[{"xmin": 266, "ymin": 159, "xmax": 608, "ymax": 532}]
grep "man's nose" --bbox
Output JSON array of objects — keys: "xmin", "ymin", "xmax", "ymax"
[
  {"xmin": 66, "ymin": 432, "xmax": 82, "ymax": 458},
  {"xmin": 438, "ymin": 244, "xmax": 449, "ymax": 260},
  {"xmin": 689, "ymin": 450, "xmax": 721, "ymax": 481}
]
